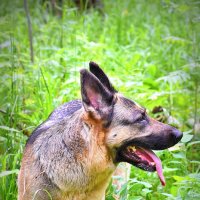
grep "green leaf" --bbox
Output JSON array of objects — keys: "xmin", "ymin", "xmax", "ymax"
[
  {"xmin": 172, "ymin": 152, "xmax": 186, "ymax": 159},
  {"xmin": 164, "ymin": 167, "xmax": 179, "ymax": 172},
  {"xmin": 187, "ymin": 141, "xmax": 200, "ymax": 148},
  {"xmin": 0, "ymin": 169, "xmax": 19, "ymax": 177},
  {"xmin": 0, "ymin": 126, "xmax": 20, "ymax": 132},
  {"xmin": 181, "ymin": 133, "xmax": 193, "ymax": 143},
  {"xmin": 129, "ymin": 179, "xmax": 152, "ymax": 188},
  {"xmin": 173, "ymin": 175, "xmax": 186, "ymax": 182},
  {"xmin": 161, "ymin": 192, "xmax": 175, "ymax": 198}
]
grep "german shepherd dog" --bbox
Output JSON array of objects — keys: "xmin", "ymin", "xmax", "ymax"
[{"xmin": 18, "ymin": 62, "xmax": 182, "ymax": 200}]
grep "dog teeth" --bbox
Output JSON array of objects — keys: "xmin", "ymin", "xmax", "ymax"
[
  {"xmin": 127, "ymin": 146, "xmax": 136, "ymax": 152},
  {"xmin": 150, "ymin": 162, "xmax": 155, "ymax": 166}
]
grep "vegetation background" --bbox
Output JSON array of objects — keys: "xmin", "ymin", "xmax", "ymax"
[{"xmin": 0, "ymin": 0, "xmax": 199, "ymax": 199}]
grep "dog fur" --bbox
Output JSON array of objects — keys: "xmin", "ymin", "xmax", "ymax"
[{"xmin": 18, "ymin": 62, "xmax": 182, "ymax": 200}]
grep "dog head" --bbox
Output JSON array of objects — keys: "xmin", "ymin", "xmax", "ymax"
[{"xmin": 80, "ymin": 62, "xmax": 182, "ymax": 185}]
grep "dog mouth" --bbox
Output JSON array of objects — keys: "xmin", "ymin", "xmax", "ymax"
[{"xmin": 117, "ymin": 145, "xmax": 165, "ymax": 186}]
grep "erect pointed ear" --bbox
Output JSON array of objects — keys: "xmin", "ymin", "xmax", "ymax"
[
  {"xmin": 80, "ymin": 69, "xmax": 114, "ymax": 120},
  {"xmin": 89, "ymin": 61, "xmax": 116, "ymax": 93}
]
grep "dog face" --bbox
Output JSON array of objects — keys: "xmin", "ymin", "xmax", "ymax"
[
  {"xmin": 106, "ymin": 94, "xmax": 182, "ymax": 150},
  {"xmin": 80, "ymin": 62, "xmax": 182, "ymax": 185}
]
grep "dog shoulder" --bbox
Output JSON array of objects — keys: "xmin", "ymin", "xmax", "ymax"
[
  {"xmin": 48, "ymin": 99, "xmax": 82, "ymax": 120},
  {"xmin": 26, "ymin": 100, "xmax": 82, "ymax": 145}
]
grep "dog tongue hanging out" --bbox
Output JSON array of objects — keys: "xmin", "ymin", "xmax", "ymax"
[
  {"xmin": 120, "ymin": 146, "xmax": 166, "ymax": 186},
  {"xmin": 18, "ymin": 62, "xmax": 182, "ymax": 200}
]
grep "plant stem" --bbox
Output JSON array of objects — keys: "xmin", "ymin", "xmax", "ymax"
[
  {"xmin": 194, "ymin": 80, "xmax": 198, "ymax": 134},
  {"xmin": 24, "ymin": 0, "xmax": 34, "ymax": 63}
]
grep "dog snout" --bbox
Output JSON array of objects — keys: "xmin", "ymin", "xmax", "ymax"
[{"xmin": 171, "ymin": 128, "xmax": 183, "ymax": 144}]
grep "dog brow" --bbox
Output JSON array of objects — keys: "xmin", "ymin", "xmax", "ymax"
[
  {"xmin": 133, "ymin": 101, "xmax": 146, "ymax": 113},
  {"xmin": 122, "ymin": 97, "xmax": 146, "ymax": 113},
  {"xmin": 120, "ymin": 97, "xmax": 136, "ymax": 107}
]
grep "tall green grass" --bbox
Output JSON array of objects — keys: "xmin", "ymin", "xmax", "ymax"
[{"xmin": 0, "ymin": 0, "xmax": 199, "ymax": 199}]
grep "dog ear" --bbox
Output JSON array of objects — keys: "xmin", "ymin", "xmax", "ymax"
[
  {"xmin": 89, "ymin": 61, "xmax": 116, "ymax": 93},
  {"xmin": 80, "ymin": 69, "xmax": 114, "ymax": 120}
]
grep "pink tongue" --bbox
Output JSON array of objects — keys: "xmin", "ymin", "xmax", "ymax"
[{"xmin": 140, "ymin": 148, "xmax": 166, "ymax": 186}]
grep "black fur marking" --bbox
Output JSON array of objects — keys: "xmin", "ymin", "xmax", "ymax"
[
  {"xmin": 62, "ymin": 139, "xmax": 68, "ymax": 149},
  {"xmin": 89, "ymin": 61, "xmax": 117, "ymax": 93},
  {"xmin": 26, "ymin": 122, "xmax": 52, "ymax": 145},
  {"xmin": 119, "ymin": 127, "xmax": 182, "ymax": 151},
  {"xmin": 26, "ymin": 100, "xmax": 82, "ymax": 145}
]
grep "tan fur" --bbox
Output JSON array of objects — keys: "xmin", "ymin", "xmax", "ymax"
[
  {"xmin": 18, "ymin": 108, "xmax": 116, "ymax": 200},
  {"xmin": 18, "ymin": 64, "xmax": 182, "ymax": 200}
]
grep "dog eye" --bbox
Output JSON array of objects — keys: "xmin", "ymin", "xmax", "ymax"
[
  {"xmin": 120, "ymin": 114, "xmax": 147, "ymax": 126},
  {"xmin": 135, "ymin": 114, "xmax": 146, "ymax": 123}
]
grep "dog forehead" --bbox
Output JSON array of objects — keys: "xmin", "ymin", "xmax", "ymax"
[
  {"xmin": 120, "ymin": 96, "xmax": 136, "ymax": 107},
  {"xmin": 117, "ymin": 94, "xmax": 143, "ymax": 110},
  {"xmin": 112, "ymin": 94, "xmax": 143, "ymax": 120}
]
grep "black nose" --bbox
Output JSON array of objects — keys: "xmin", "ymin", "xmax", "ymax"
[{"xmin": 172, "ymin": 129, "xmax": 183, "ymax": 143}]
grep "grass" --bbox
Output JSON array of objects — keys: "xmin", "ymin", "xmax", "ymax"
[{"xmin": 0, "ymin": 0, "xmax": 200, "ymax": 199}]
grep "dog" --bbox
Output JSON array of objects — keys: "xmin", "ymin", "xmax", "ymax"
[{"xmin": 18, "ymin": 62, "xmax": 182, "ymax": 200}]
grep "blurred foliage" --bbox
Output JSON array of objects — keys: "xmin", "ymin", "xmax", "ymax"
[{"xmin": 0, "ymin": 0, "xmax": 199, "ymax": 199}]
